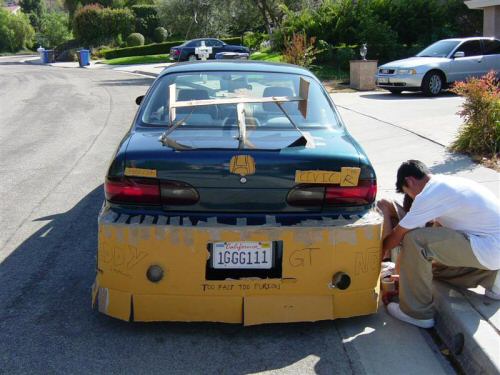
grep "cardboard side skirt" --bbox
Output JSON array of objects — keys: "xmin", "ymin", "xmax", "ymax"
[{"xmin": 93, "ymin": 208, "xmax": 383, "ymax": 325}]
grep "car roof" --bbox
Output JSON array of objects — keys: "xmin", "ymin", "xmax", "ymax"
[
  {"xmin": 187, "ymin": 38, "xmax": 220, "ymax": 42},
  {"xmin": 438, "ymin": 37, "xmax": 498, "ymax": 42},
  {"xmin": 159, "ymin": 60, "xmax": 317, "ymax": 79}
]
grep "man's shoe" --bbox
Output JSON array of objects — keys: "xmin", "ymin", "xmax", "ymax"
[
  {"xmin": 387, "ymin": 302, "xmax": 435, "ymax": 328},
  {"xmin": 485, "ymin": 289, "xmax": 500, "ymax": 301}
]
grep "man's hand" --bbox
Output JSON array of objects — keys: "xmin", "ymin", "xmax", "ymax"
[{"xmin": 382, "ymin": 225, "xmax": 410, "ymax": 253}]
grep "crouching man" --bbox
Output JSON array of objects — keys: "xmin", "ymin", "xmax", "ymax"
[{"xmin": 381, "ymin": 160, "xmax": 500, "ymax": 328}]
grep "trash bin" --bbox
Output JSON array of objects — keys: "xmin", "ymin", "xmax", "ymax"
[
  {"xmin": 37, "ymin": 46, "xmax": 45, "ymax": 63},
  {"xmin": 41, "ymin": 50, "xmax": 49, "ymax": 64},
  {"xmin": 78, "ymin": 49, "xmax": 90, "ymax": 67},
  {"xmin": 43, "ymin": 50, "xmax": 55, "ymax": 64}
]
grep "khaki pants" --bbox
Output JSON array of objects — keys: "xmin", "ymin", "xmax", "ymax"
[{"xmin": 399, "ymin": 227, "xmax": 496, "ymax": 320}]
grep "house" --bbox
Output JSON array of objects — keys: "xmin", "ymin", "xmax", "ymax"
[
  {"xmin": 465, "ymin": 0, "xmax": 500, "ymax": 38},
  {"xmin": 3, "ymin": 0, "xmax": 21, "ymax": 14}
]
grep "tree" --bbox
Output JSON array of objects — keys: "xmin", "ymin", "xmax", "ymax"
[
  {"xmin": 73, "ymin": 4, "xmax": 134, "ymax": 46},
  {"xmin": 131, "ymin": 4, "xmax": 159, "ymax": 40},
  {"xmin": 63, "ymin": 0, "xmax": 80, "ymax": 21},
  {"xmin": 37, "ymin": 11, "xmax": 72, "ymax": 48},
  {"xmin": 0, "ymin": 8, "xmax": 35, "ymax": 51},
  {"xmin": 19, "ymin": 0, "xmax": 46, "ymax": 29},
  {"xmin": 155, "ymin": 0, "xmax": 269, "ymax": 39}
]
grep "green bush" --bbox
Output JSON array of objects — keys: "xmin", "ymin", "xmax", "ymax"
[
  {"xmin": 220, "ymin": 36, "xmax": 242, "ymax": 46},
  {"xmin": 102, "ymin": 40, "xmax": 182, "ymax": 59},
  {"xmin": 80, "ymin": 0, "xmax": 113, "ymax": 8},
  {"xmin": 0, "ymin": 8, "xmax": 35, "ymax": 52},
  {"xmin": 315, "ymin": 40, "xmax": 332, "ymax": 64},
  {"xmin": 131, "ymin": 4, "xmax": 158, "ymax": 39},
  {"xmin": 104, "ymin": 8, "xmax": 135, "ymax": 41},
  {"xmin": 451, "ymin": 71, "xmax": 500, "ymax": 157},
  {"xmin": 126, "ymin": 32, "xmax": 145, "ymax": 46},
  {"xmin": 269, "ymin": 28, "xmax": 285, "ymax": 51},
  {"xmin": 243, "ymin": 31, "xmax": 266, "ymax": 50},
  {"xmin": 153, "ymin": 27, "xmax": 168, "ymax": 43},
  {"xmin": 54, "ymin": 38, "xmax": 80, "ymax": 53},
  {"xmin": 331, "ymin": 45, "xmax": 356, "ymax": 71},
  {"xmin": 102, "ymin": 36, "xmax": 243, "ymax": 59},
  {"xmin": 73, "ymin": 5, "xmax": 134, "ymax": 47},
  {"xmin": 37, "ymin": 12, "xmax": 71, "ymax": 49},
  {"xmin": 72, "ymin": 4, "xmax": 105, "ymax": 46}
]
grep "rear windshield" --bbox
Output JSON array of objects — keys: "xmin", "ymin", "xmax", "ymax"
[
  {"xmin": 416, "ymin": 40, "xmax": 460, "ymax": 58},
  {"xmin": 140, "ymin": 71, "xmax": 341, "ymax": 129}
]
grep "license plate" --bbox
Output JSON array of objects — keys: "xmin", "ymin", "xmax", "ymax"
[
  {"xmin": 211, "ymin": 241, "xmax": 273, "ymax": 269},
  {"xmin": 378, "ymin": 77, "xmax": 389, "ymax": 84}
]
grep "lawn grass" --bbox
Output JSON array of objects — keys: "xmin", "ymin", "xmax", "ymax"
[
  {"xmin": 249, "ymin": 50, "xmax": 283, "ymax": 62},
  {"xmin": 103, "ymin": 54, "xmax": 173, "ymax": 65}
]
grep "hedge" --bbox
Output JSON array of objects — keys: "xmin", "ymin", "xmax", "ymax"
[
  {"xmin": 317, "ymin": 43, "xmax": 425, "ymax": 71},
  {"xmin": 102, "ymin": 36, "xmax": 243, "ymax": 60}
]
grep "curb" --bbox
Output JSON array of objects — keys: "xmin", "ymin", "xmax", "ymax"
[
  {"xmin": 130, "ymin": 70, "xmax": 158, "ymax": 77},
  {"xmin": 433, "ymin": 281, "xmax": 500, "ymax": 374}
]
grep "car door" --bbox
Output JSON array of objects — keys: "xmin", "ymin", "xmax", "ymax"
[
  {"xmin": 481, "ymin": 39, "xmax": 500, "ymax": 74},
  {"xmin": 209, "ymin": 39, "xmax": 225, "ymax": 58},
  {"xmin": 182, "ymin": 40, "xmax": 200, "ymax": 60},
  {"xmin": 447, "ymin": 40, "xmax": 485, "ymax": 82}
]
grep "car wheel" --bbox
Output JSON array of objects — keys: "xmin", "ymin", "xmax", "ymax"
[
  {"xmin": 188, "ymin": 54, "xmax": 197, "ymax": 62},
  {"xmin": 388, "ymin": 89, "xmax": 403, "ymax": 95},
  {"xmin": 422, "ymin": 71, "xmax": 443, "ymax": 96}
]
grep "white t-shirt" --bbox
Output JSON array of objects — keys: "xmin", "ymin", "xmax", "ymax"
[{"xmin": 399, "ymin": 174, "xmax": 500, "ymax": 270}]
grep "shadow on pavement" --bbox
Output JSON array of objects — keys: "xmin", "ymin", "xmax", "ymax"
[
  {"xmin": 429, "ymin": 153, "xmax": 478, "ymax": 175},
  {"xmin": 0, "ymin": 61, "xmax": 36, "ymax": 66},
  {"xmin": 0, "ymin": 186, "xmax": 362, "ymax": 374},
  {"xmin": 360, "ymin": 91, "xmax": 457, "ymax": 100}
]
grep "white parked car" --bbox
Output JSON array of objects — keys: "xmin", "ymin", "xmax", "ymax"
[{"xmin": 376, "ymin": 37, "xmax": 500, "ymax": 96}]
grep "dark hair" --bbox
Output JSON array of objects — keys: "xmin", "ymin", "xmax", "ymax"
[{"xmin": 396, "ymin": 160, "xmax": 430, "ymax": 193}]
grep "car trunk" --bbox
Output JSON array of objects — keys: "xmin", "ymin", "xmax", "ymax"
[{"xmin": 124, "ymin": 128, "xmax": 363, "ymax": 213}]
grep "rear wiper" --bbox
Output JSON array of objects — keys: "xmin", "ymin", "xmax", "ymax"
[
  {"xmin": 159, "ymin": 84, "xmax": 193, "ymax": 150},
  {"xmin": 274, "ymin": 102, "xmax": 310, "ymax": 148}
]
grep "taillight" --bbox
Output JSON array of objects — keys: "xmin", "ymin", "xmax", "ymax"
[
  {"xmin": 287, "ymin": 180, "xmax": 377, "ymax": 207},
  {"xmin": 172, "ymin": 49, "xmax": 180, "ymax": 56},
  {"xmin": 105, "ymin": 178, "xmax": 160, "ymax": 204},
  {"xmin": 325, "ymin": 179, "xmax": 377, "ymax": 205},
  {"xmin": 286, "ymin": 186, "xmax": 325, "ymax": 206},
  {"xmin": 161, "ymin": 181, "xmax": 199, "ymax": 205},
  {"xmin": 105, "ymin": 178, "xmax": 200, "ymax": 206}
]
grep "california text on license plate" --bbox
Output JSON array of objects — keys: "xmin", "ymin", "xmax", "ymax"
[{"xmin": 212, "ymin": 241, "xmax": 273, "ymax": 269}]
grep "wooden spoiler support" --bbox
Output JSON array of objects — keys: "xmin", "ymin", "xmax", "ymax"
[{"xmin": 161, "ymin": 77, "xmax": 310, "ymax": 149}]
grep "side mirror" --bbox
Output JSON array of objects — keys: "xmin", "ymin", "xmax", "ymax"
[
  {"xmin": 135, "ymin": 95, "xmax": 144, "ymax": 105},
  {"xmin": 453, "ymin": 51, "xmax": 465, "ymax": 59}
]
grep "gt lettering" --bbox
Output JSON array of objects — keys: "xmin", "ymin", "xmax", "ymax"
[{"xmin": 289, "ymin": 247, "xmax": 319, "ymax": 267}]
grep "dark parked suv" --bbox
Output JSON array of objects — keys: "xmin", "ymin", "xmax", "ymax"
[{"xmin": 170, "ymin": 38, "xmax": 249, "ymax": 61}]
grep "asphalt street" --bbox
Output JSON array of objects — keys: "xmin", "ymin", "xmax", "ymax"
[{"xmin": 0, "ymin": 56, "xmax": 454, "ymax": 375}]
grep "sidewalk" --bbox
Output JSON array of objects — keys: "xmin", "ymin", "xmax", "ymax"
[
  {"xmin": 23, "ymin": 56, "xmax": 500, "ymax": 374},
  {"xmin": 22, "ymin": 55, "xmax": 172, "ymax": 76},
  {"xmin": 333, "ymin": 91, "xmax": 500, "ymax": 375}
]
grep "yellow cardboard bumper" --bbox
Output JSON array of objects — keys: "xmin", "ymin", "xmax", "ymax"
[{"xmin": 93, "ymin": 209, "xmax": 382, "ymax": 325}]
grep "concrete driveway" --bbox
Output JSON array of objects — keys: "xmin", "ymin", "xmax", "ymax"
[{"xmin": 331, "ymin": 91, "xmax": 499, "ymax": 200}]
